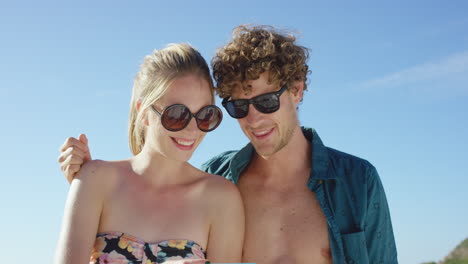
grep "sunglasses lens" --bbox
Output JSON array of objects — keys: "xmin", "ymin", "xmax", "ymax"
[
  {"xmin": 253, "ymin": 93, "xmax": 280, "ymax": 113},
  {"xmin": 197, "ymin": 106, "xmax": 223, "ymax": 132},
  {"xmin": 226, "ymin": 100, "xmax": 249, "ymax": 118},
  {"xmin": 161, "ymin": 105, "xmax": 190, "ymax": 131}
]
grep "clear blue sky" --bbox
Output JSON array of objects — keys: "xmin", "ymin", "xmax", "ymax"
[{"xmin": 1, "ymin": 1, "xmax": 467, "ymax": 263}]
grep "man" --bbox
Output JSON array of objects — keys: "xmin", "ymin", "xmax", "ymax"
[{"xmin": 59, "ymin": 25, "xmax": 397, "ymax": 264}]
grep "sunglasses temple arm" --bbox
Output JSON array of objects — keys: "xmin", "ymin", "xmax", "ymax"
[{"xmin": 150, "ymin": 106, "xmax": 162, "ymax": 116}]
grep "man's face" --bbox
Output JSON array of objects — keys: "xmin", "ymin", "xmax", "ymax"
[{"xmin": 229, "ymin": 72, "xmax": 302, "ymax": 159}]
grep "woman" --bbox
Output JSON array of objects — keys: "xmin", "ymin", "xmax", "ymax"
[{"xmin": 54, "ymin": 44, "xmax": 244, "ymax": 264}]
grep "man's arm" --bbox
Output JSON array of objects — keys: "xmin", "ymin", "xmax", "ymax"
[
  {"xmin": 365, "ymin": 166, "xmax": 398, "ymax": 263},
  {"xmin": 54, "ymin": 160, "xmax": 107, "ymax": 264}
]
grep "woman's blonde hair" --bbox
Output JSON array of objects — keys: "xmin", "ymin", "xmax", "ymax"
[{"xmin": 128, "ymin": 43, "xmax": 214, "ymax": 155}]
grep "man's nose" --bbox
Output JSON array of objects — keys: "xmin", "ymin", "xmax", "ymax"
[{"xmin": 245, "ymin": 103, "xmax": 263, "ymax": 124}]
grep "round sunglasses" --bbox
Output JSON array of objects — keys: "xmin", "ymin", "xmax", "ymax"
[
  {"xmin": 151, "ymin": 104, "xmax": 223, "ymax": 132},
  {"xmin": 222, "ymin": 86, "xmax": 287, "ymax": 119}
]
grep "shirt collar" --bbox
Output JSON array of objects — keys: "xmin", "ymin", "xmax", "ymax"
[{"xmin": 302, "ymin": 127, "xmax": 336, "ymax": 180}]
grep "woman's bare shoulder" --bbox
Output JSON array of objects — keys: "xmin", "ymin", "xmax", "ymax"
[
  {"xmin": 198, "ymin": 171, "xmax": 241, "ymax": 205},
  {"xmin": 74, "ymin": 159, "xmax": 132, "ymax": 190}
]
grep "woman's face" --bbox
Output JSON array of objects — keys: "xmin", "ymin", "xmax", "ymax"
[{"xmin": 145, "ymin": 74, "xmax": 214, "ymax": 162}]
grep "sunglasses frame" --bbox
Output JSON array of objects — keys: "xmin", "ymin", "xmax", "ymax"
[
  {"xmin": 222, "ymin": 85, "xmax": 288, "ymax": 119},
  {"xmin": 150, "ymin": 104, "xmax": 223, "ymax": 132}
]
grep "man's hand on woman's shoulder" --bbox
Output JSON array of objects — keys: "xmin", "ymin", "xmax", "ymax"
[{"xmin": 58, "ymin": 133, "xmax": 92, "ymax": 183}]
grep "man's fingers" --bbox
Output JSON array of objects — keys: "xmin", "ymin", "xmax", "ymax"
[
  {"xmin": 58, "ymin": 146, "xmax": 85, "ymax": 163},
  {"xmin": 64, "ymin": 152, "xmax": 84, "ymax": 166},
  {"xmin": 83, "ymin": 148, "xmax": 92, "ymax": 162},
  {"xmin": 84, "ymin": 151, "xmax": 92, "ymax": 162},
  {"xmin": 79, "ymin": 134, "xmax": 88, "ymax": 145},
  {"xmin": 78, "ymin": 134, "xmax": 92, "ymax": 161},
  {"xmin": 64, "ymin": 164, "xmax": 81, "ymax": 183},
  {"xmin": 58, "ymin": 136, "xmax": 90, "ymax": 184},
  {"xmin": 65, "ymin": 164, "xmax": 80, "ymax": 175},
  {"xmin": 60, "ymin": 137, "xmax": 88, "ymax": 153},
  {"xmin": 59, "ymin": 137, "xmax": 79, "ymax": 152},
  {"xmin": 59, "ymin": 151, "xmax": 85, "ymax": 183},
  {"xmin": 60, "ymin": 155, "xmax": 83, "ymax": 174}
]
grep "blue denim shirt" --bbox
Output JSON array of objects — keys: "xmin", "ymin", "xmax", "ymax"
[{"xmin": 200, "ymin": 127, "xmax": 398, "ymax": 264}]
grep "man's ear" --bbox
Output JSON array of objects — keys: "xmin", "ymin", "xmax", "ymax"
[
  {"xmin": 290, "ymin": 81, "xmax": 305, "ymax": 105},
  {"xmin": 136, "ymin": 100, "xmax": 149, "ymax": 126}
]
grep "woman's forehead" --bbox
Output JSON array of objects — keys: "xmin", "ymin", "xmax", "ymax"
[{"xmin": 158, "ymin": 76, "xmax": 213, "ymax": 108}]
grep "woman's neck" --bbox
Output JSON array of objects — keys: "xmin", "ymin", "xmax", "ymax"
[{"xmin": 130, "ymin": 148, "xmax": 191, "ymax": 187}]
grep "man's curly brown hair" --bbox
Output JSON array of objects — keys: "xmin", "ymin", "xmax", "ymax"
[{"xmin": 212, "ymin": 24, "xmax": 310, "ymax": 98}]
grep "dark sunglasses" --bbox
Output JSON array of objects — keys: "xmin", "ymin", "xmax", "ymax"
[
  {"xmin": 222, "ymin": 86, "xmax": 287, "ymax": 119},
  {"xmin": 151, "ymin": 104, "xmax": 223, "ymax": 132}
]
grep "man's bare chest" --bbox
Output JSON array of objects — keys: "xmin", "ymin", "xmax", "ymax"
[{"xmin": 238, "ymin": 177, "xmax": 332, "ymax": 264}]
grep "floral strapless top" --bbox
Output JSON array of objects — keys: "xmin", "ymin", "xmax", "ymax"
[{"xmin": 90, "ymin": 231, "xmax": 206, "ymax": 264}]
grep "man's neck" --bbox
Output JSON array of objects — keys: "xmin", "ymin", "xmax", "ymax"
[{"xmin": 248, "ymin": 126, "xmax": 312, "ymax": 186}]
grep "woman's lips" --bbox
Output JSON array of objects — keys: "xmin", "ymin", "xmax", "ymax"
[{"xmin": 171, "ymin": 137, "xmax": 195, "ymax": 150}]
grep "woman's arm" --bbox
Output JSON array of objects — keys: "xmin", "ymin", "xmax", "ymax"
[
  {"xmin": 54, "ymin": 160, "xmax": 109, "ymax": 264},
  {"xmin": 205, "ymin": 178, "xmax": 245, "ymax": 263}
]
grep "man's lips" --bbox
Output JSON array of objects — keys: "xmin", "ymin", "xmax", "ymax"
[{"xmin": 251, "ymin": 128, "xmax": 274, "ymax": 139}]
